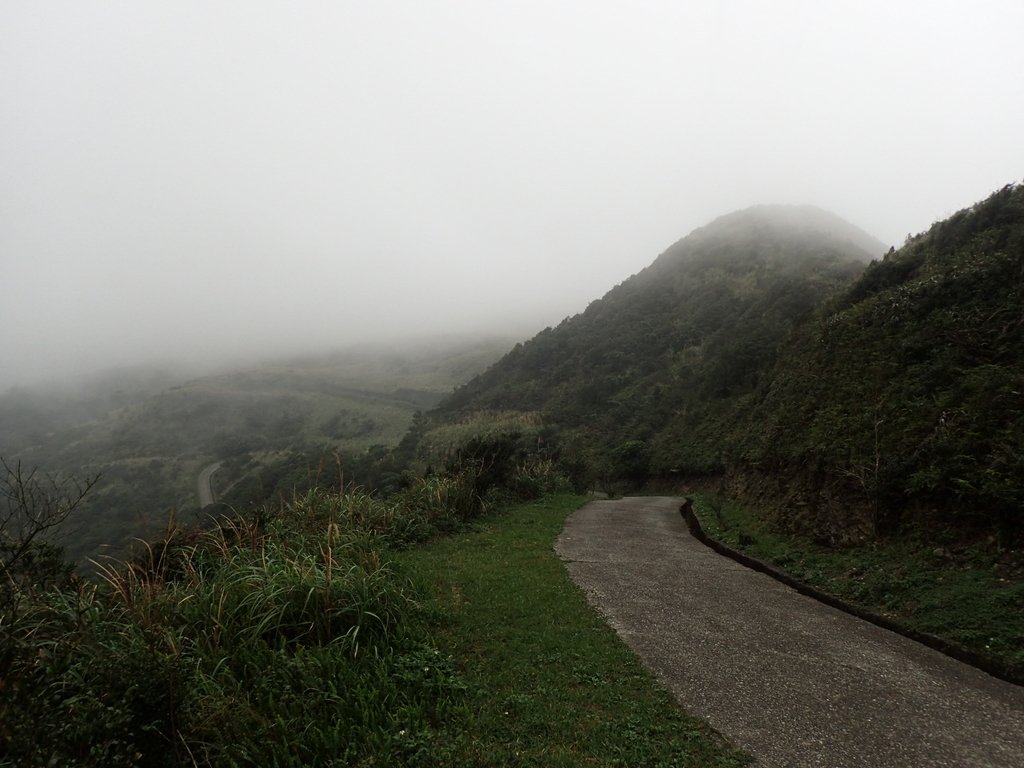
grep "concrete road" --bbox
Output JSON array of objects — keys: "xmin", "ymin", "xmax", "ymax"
[
  {"xmin": 556, "ymin": 496, "xmax": 1024, "ymax": 768},
  {"xmin": 197, "ymin": 461, "xmax": 221, "ymax": 508}
]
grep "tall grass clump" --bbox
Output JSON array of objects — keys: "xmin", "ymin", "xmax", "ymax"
[
  {"xmin": 401, "ymin": 471, "xmax": 484, "ymax": 533},
  {"xmin": 506, "ymin": 456, "xmax": 573, "ymax": 501},
  {"xmin": 1, "ymin": 487, "xmax": 466, "ymax": 766},
  {"xmin": 1, "ymin": 435, "xmax": 571, "ymax": 766},
  {"xmin": 419, "ymin": 410, "xmax": 544, "ymax": 467},
  {"xmin": 0, "ymin": 577, "xmax": 183, "ymax": 766}
]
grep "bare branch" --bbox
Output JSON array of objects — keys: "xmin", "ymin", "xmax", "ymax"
[{"xmin": 0, "ymin": 457, "xmax": 99, "ymax": 593}]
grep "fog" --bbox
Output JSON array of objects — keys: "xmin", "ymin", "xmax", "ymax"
[{"xmin": 3, "ymin": 1, "xmax": 1022, "ymax": 391}]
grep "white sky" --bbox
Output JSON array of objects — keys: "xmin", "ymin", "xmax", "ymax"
[{"xmin": 2, "ymin": 1, "xmax": 1023, "ymax": 389}]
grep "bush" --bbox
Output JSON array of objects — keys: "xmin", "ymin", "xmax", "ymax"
[
  {"xmin": 0, "ymin": 582, "xmax": 181, "ymax": 767},
  {"xmin": 0, "ymin": 442, "xmax": 572, "ymax": 766}
]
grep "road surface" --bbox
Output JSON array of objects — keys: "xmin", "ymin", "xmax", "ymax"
[
  {"xmin": 197, "ymin": 461, "xmax": 221, "ymax": 507},
  {"xmin": 556, "ymin": 496, "xmax": 1024, "ymax": 768}
]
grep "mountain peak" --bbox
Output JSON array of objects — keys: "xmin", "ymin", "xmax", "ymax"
[
  {"xmin": 711, "ymin": 204, "xmax": 883, "ymax": 248},
  {"xmin": 630, "ymin": 204, "xmax": 882, "ymax": 291},
  {"xmin": 651, "ymin": 204, "xmax": 886, "ymax": 273}
]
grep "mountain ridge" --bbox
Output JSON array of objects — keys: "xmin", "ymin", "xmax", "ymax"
[
  {"xmin": 427, "ymin": 185, "xmax": 1023, "ymax": 545},
  {"xmin": 440, "ymin": 204, "xmax": 878, "ymax": 419}
]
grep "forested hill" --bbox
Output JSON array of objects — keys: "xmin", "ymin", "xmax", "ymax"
[
  {"xmin": 434, "ymin": 204, "xmax": 883, "ymax": 477},
  {"xmin": 727, "ymin": 183, "xmax": 1024, "ymax": 544},
  {"xmin": 429, "ymin": 185, "xmax": 1024, "ymax": 545}
]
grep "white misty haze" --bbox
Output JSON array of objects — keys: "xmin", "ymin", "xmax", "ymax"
[{"xmin": 2, "ymin": 1, "xmax": 1022, "ymax": 390}]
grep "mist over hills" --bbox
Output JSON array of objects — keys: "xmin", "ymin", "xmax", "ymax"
[
  {"xmin": 429, "ymin": 186, "xmax": 1023, "ymax": 545},
  {"xmin": 0, "ymin": 336, "xmax": 515, "ymax": 562},
  {"xmin": 4, "ymin": 4, "xmax": 1023, "ymax": 758},
  {"xmin": 435, "ymin": 203, "xmax": 881, "ymax": 452},
  {"xmin": 3, "ymin": 186, "xmax": 1022, "ymax": 764},
  {"xmin": 5, "ymin": 185, "xmax": 1022, "ymax": 561},
  {"xmin": 646, "ymin": 203, "xmax": 885, "ymax": 273}
]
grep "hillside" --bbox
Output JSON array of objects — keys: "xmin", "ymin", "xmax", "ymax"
[
  {"xmin": 429, "ymin": 186, "xmax": 1024, "ymax": 548},
  {"xmin": 435, "ymin": 205, "xmax": 883, "ymax": 483},
  {"xmin": 729, "ymin": 183, "xmax": 1024, "ymax": 544},
  {"xmin": 0, "ymin": 337, "xmax": 514, "ymax": 562}
]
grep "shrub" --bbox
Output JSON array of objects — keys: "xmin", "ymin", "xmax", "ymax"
[{"xmin": 1, "ymin": 445, "xmax": 575, "ymax": 766}]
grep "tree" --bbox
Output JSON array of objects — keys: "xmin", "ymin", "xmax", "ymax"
[
  {"xmin": 0, "ymin": 458, "xmax": 98, "ymax": 600},
  {"xmin": 611, "ymin": 439, "xmax": 651, "ymax": 488}
]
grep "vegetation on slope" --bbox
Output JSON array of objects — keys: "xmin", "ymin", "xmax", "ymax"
[
  {"xmin": 1, "ymin": 470, "xmax": 488, "ymax": 765},
  {"xmin": 5, "ymin": 185, "xmax": 1021, "ymax": 762},
  {"xmin": 0, "ymin": 444, "xmax": 745, "ymax": 766},
  {"xmin": 436, "ymin": 205, "xmax": 882, "ymax": 486},
  {"xmin": 414, "ymin": 187, "xmax": 1024, "ymax": 667},
  {"xmin": 431, "ymin": 188, "xmax": 1024, "ymax": 550},
  {"xmin": 0, "ymin": 337, "xmax": 513, "ymax": 563},
  {"xmin": 692, "ymin": 493, "xmax": 1024, "ymax": 669},
  {"xmin": 726, "ymin": 183, "xmax": 1024, "ymax": 544}
]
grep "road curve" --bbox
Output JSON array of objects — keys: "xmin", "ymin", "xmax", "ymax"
[
  {"xmin": 197, "ymin": 462, "xmax": 221, "ymax": 508},
  {"xmin": 556, "ymin": 497, "xmax": 1024, "ymax": 768}
]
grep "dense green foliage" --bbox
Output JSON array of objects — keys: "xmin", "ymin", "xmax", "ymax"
[
  {"xmin": 437, "ymin": 205, "xmax": 881, "ymax": 487},
  {"xmin": 2, "ymin": 445, "xmax": 745, "ymax": 765},
  {"xmin": 432, "ymin": 188, "xmax": 1024, "ymax": 548},
  {"xmin": 728, "ymin": 184, "xmax": 1024, "ymax": 543},
  {"xmin": 0, "ymin": 451, "xmax": 572, "ymax": 766}
]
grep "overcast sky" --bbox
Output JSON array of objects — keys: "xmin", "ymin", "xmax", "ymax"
[{"xmin": 2, "ymin": 1, "xmax": 1022, "ymax": 390}]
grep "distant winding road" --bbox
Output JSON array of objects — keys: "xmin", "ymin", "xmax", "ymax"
[
  {"xmin": 197, "ymin": 462, "xmax": 221, "ymax": 508},
  {"xmin": 557, "ymin": 497, "xmax": 1024, "ymax": 768}
]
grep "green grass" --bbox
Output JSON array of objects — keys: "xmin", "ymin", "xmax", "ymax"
[
  {"xmin": 4, "ymin": 469, "xmax": 746, "ymax": 766},
  {"xmin": 692, "ymin": 494, "xmax": 1024, "ymax": 669},
  {"xmin": 2, "ymin": 498, "xmax": 458, "ymax": 767},
  {"xmin": 395, "ymin": 494, "xmax": 749, "ymax": 767}
]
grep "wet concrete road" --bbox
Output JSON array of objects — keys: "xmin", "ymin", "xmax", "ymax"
[{"xmin": 556, "ymin": 497, "xmax": 1024, "ymax": 768}]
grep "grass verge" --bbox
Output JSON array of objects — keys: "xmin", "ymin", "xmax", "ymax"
[
  {"xmin": 395, "ymin": 494, "xmax": 749, "ymax": 767},
  {"xmin": 691, "ymin": 493, "xmax": 1024, "ymax": 670}
]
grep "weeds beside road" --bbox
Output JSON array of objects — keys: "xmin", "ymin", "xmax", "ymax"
[
  {"xmin": 1, "ymin": 484, "xmax": 746, "ymax": 766},
  {"xmin": 692, "ymin": 493, "xmax": 1024, "ymax": 672}
]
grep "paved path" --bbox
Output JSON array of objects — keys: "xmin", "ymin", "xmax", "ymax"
[
  {"xmin": 556, "ymin": 497, "xmax": 1024, "ymax": 768},
  {"xmin": 197, "ymin": 461, "xmax": 221, "ymax": 507}
]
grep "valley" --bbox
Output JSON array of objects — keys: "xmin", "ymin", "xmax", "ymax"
[{"xmin": 0, "ymin": 336, "xmax": 515, "ymax": 563}]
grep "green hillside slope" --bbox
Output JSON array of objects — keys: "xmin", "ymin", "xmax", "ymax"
[
  {"xmin": 429, "ymin": 185, "xmax": 1023, "ymax": 547},
  {"xmin": 437, "ymin": 205, "xmax": 883, "ymax": 483},
  {"xmin": 730, "ymin": 183, "xmax": 1024, "ymax": 544}
]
